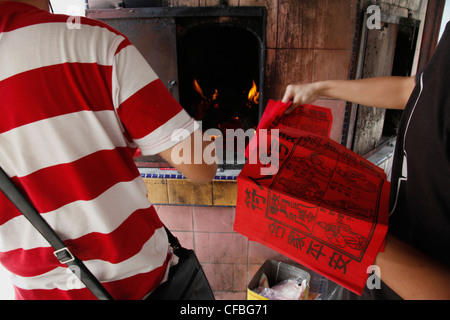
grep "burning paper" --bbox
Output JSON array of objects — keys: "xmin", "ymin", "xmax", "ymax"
[{"xmin": 235, "ymin": 100, "xmax": 389, "ymax": 295}]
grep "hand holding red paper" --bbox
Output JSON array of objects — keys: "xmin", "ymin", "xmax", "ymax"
[{"xmin": 235, "ymin": 99, "xmax": 389, "ymax": 295}]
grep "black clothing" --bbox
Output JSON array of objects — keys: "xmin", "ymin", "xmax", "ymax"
[{"xmin": 344, "ymin": 22, "xmax": 450, "ymax": 300}]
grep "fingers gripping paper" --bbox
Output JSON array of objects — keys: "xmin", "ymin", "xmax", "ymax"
[{"xmin": 235, "ymin": 100, "xmax": 389, "ymax": 295}]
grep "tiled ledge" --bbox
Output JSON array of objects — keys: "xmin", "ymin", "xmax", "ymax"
[
  {"xmin": 140, "ymin": 168, "xmax": 239, "ymax": 206},
  {"xmin": 140, "ymin": 137, "xmax": 395, "ymax": 207}
]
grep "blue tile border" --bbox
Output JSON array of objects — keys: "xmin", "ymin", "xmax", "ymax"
[{"xmin": 139, "ymin": 168, "xmax": 240, "ymax": 181}]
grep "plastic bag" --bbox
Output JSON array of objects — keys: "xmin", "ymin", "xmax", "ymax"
[{"xmin": 259, "ymin": 278, "xmax": 308, "ymax": 300}]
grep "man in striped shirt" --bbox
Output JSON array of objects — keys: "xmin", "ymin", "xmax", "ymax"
[{"xmin": 0, "ymin": 0, "xmax": 217, "ymax": 299}]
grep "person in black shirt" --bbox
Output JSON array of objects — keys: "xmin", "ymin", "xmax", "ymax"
[{"xmin": 282, "ymin": 24, "xmax": 450, "ymax": 300}]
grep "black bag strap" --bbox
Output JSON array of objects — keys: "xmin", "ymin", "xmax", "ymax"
[
  {"xmin": 0, "ymin": 167, "xmax": 114, "ymax": 300},
  {"xmin": 164, "ymin": 225, "xmax": 181, "ymax": 250}
]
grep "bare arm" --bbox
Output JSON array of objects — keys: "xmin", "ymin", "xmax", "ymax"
[
  {"xmin": 158, "ymin": 129, "xmax": 218, "ymax": 183},
  {"xmin": 375, "ymin": 234, "xmax": 450, "ymax": 300},
  {"xmin": 282, "ymin": 76, "xmax": 416, "ymax": 113}
]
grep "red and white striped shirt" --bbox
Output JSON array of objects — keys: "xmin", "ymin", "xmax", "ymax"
[{"xmin": 0, "ymin": 1, "xmax": 196, "ymax": 299}]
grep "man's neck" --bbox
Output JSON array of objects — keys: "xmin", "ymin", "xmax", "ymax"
[{"xmin": 5, "ymin": 0, "xmax": 50, "ymax": 11}]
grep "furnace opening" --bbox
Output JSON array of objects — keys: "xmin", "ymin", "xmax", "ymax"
[
  {"xmin": 177, "ymin": 27, "xmax": 260, "ymax": 131},
  {"xmin": 177, "ymin": 25, "xmax": 262, "ymax": 166}
]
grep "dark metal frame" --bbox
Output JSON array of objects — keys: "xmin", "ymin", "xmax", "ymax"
[{"xmin": 86, "ymin": 6, "xmax": 266, "ymax": 169}]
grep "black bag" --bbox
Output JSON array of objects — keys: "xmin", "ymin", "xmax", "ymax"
[
  {"xmin": 0, "ymin": 167, "xmax": 214, "ymax": 300},
  {"xmin": 147, "ymin": 242, "xmax": 215, "ymax": 300}
]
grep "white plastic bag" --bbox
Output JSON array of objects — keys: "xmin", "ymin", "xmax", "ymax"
[{"xmin": 259, "ymin": 279, "xmax": 308, "ymax": 300}]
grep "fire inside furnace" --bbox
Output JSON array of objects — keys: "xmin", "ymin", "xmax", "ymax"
[
  {"xmin": 191, "ymin": 78, "xmax": 259, "ymax": 132},
  {"xmin": 177, "ymin": 26, "xmax": 262, "ymax": 165}
]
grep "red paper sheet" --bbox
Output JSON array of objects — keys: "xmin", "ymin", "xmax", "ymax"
[
  {"xmin": 235, "ymin": 100, "xmax": 389, "ymax": 295},
  {"xmin": 245, "ymin": 100, "xmax": 333, "ymax": 158}
]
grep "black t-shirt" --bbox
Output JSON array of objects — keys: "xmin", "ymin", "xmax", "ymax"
[
  {"xmin": 344, "ymin": 23, "xmax": 450, "ymax": 300},
  {"xmin": 389, "ymin": 23, "xmax": 450, "ymax": 266}
]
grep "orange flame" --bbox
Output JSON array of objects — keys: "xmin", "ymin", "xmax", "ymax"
[
  {"xmin": 193, "ymin": 79, "xmax": 207, "ymax": 100},
  {"xmin": 248, "ymin": 80, "xmax": 259, "ymax": 104},
  {"xmin": 212, "ymin": 89, "xmax": 219, "ymax": 101},
  {"xmin": 194, "ymin": 79, "xmax": 219, "ymax": 101}
]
